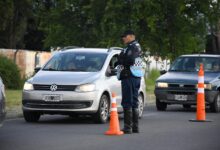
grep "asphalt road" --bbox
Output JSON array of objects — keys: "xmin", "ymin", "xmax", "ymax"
[{"xmin": 0, "ymin": 104, "xmax": 220, "ymax": 150}]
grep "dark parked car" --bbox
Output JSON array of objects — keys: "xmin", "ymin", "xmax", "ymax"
[
  {"xmin": 0, "ymin": 76, "xmax": 6, "ymax": 127},
  {"xmin": 155, "ymin": 54, "xmax": 220, "ymax": 112}
]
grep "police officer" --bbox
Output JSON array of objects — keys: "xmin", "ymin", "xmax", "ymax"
[{"xmin": 118, "ymin": 30, "xmax": 142, "ymax": 134}]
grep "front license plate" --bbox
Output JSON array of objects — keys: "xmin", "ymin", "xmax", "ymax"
[
  {"xmin": 174, "ymin": 95, "xmax": 187, "ymax": 101},
  {"xmin": 43, "ymin": 94, "xmax": 62, "ymax": 102}
]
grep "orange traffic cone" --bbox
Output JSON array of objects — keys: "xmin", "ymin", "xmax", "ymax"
[
  {"xmin": 105, "ymin": 92, "xmax": 124, "ymax": 135},
  {"xmin": 190, "ymin": 64, "xmax": 211, "ymax": 122}
]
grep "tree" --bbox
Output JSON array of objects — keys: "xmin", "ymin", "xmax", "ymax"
[
  {"xmin": 0, "ymin": 0, "xmax": 33, "ymax": 49},
  {"xmin": 1, "ymin": 0, "xmax": 219, "ymax": 58}
]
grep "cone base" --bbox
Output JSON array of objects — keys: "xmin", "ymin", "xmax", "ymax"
[
  {"xmin": 105, "ymin": 130, "xmax": 124, "ymax": 136},
  {"xmin": 189, "ymin": 119, "xmax": 212, "ymax": 122}
]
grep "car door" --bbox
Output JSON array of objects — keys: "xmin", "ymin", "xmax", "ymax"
[{"xmin": 105, "ymin": 54, "xmax": 122, "ymax": 107}]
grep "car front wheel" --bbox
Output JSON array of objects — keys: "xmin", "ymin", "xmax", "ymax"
[
  {"xmin": 94, "ymin": 94, "xmax": 110, "ymax": 124},
  {"xmin": 210, "ymin": 92, "xmax": 220, "ymax": 113},
  {"xmin": 156, "ymin": 99, "xmax": 167, "ymax": 111}
]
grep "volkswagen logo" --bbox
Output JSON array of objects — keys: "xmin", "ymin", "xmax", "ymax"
[
  {"xmin": 179, "ymin": 84, "xmax": 184, "ymax": 88},
  {"xmin": 50, "ymin": 84, "xmax": 57, "ymax": 91}
]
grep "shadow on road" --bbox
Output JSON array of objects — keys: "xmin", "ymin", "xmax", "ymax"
[{"xmin": 148, "ymin": 105, "xmax": 212, "ymax": 113}]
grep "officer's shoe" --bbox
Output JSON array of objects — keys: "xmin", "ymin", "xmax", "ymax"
[
  {"xmin": 132, "ymin": 128, "xmax": 139, "ymax": 133},
  {"xmin": 123, "ymin": 128, "xmax": 132, "ymax": 134}
]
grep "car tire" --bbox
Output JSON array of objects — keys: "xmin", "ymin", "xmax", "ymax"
[
  {"xmin": 156, "ymin": 99, "xmax": 167, "ymax": 111},
  {"xmin": 210, "ymin": 93, "xmax": 220, "ymax": 113},
  {"xmin": 138, "ymin": 94, "xmax": 144, "ymax": 118},
  {"xmin": 94, "ymin": 94, "xmax": 110, "ymax": 124},
  {"xmin": 23, "ymin": 111, "xmax": 41, "ymax": 122},
  {"xmin": 183, "ymin": 104, "xmax": 191, "ymax": 109}
]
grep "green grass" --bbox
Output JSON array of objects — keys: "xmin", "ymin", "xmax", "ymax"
[
  {"xmin": 5, "ymin": 89, "xmax": 22, "ymax": 109},
  {"xmin": 145, "ymin": 69, "xmax": 160, "ymax": 95}
]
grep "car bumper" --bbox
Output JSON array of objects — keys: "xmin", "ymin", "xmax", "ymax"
[
  {"xmin": 155, "ymin": 88, "xmax": 218, "ymax": 105},
  {"xmin": 22, "ymin": 90, "xmax": 101, "ymax": 114}
]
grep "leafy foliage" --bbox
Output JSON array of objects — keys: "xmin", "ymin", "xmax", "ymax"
[
  {"xmin": 0, "ymin": 55, "xmax": 21, "ymax": 89},
  {"xmin": 0, "ymin": 0, "xmax": 219, "ymax": 60},
  {"xmin": 0, "ymin": 0, "xmax": 33, "ymax": 49},
  {"xmin": 145, "ymin": 69, "xmax": 160, "ymax": 93}
]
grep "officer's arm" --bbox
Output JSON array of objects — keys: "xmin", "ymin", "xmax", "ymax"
[
  {"xmin": 124, "ymin": 45, "xmax": 141, "ymax": 66},
  {"xmin": 118, "ymin": 52, "xmax": 124, "ymax": 65}
]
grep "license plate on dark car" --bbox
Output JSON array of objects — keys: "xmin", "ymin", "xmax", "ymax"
[{"xmin": 174, "ymin": 95, "xmax": 187, "ymax": 101}]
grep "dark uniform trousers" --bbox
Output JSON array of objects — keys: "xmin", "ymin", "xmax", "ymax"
[{"xmin": 121, "ymin": 76, "xmax": 141, "ymax": 109}]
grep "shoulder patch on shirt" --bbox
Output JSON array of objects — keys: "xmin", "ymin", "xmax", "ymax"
[{"xmin": 135, "ymin": 43, "xmax": 140, "ymax": 47}]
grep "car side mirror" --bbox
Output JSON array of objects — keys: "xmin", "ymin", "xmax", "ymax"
[
  {"xmin": 109, "ymin": 69, "xmax": 117, "ymax": 76},
  {"xmin": 160, "ymin": 70, "xmax": 167, "ymax": 75},
  {"xmin": 34, "ymin": 67, "xmax": 41, "ymax": 73},
  {"xmin": 106, "ymin": 68, "xmax": 117, "ymax": 76}
]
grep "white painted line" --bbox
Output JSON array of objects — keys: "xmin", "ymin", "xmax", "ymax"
[{"xmin": 142, "ymin": 113, "xmax": 157, "ymax": 117}]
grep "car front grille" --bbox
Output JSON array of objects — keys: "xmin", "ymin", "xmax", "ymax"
[
  {"xmin": 23, "ymin": 100, "xmax": 93, "ymax": 109},
  {"xmin": 168, "ymin": 91, "xmax": 195, "ymax": 95},
  {"xmin": 33, "ymin": 84, "xmax": 77, "ymax": 91},
  {"xmin": 168, "ymin": 83, "xmax": 196, "ymax": 89}
]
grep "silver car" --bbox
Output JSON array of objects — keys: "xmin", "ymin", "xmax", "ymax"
[
  {"xmin": 22, "ymin": 47, "xmax": 147, "ymax": 123},
  {"xmin": 0, "ymin": 76, "xmax": 6, "ymax": 127}
]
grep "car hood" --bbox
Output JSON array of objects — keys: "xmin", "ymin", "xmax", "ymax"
[
  {"xmin": 156, "ymin": 71, "xmax": 220, "ymax": 84},
  {"xmin": 30, "ymin": 71, "xmax": 101, "ymax": 85}
]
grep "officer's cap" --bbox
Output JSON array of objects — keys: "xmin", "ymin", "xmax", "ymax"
[{"xmin": 121, "ymin": 30, "xmax": 135, "ymax": 38}]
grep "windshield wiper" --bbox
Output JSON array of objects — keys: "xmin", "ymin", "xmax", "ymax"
[
  {"xmin": 59, "ymin": 69, "xmax": 78, "ymax": 71},
  {"xmin": 169, "ymin": 69, "xmax": 182, "ymax": 71},
  {"xmin": 170, "ymin": 69, "xmax": 195, "ymax": 72},
  {"xmin": 58, "ymin": 68, "xmax": 88, "ymax": 72},
  {"xmin": 43, "ymin": 68, "xmax": 57, "ymax": 71}
]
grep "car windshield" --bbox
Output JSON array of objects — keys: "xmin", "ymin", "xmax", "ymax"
[
  {"xmin": 43, "ymin": 52, "xmax": 107, "ymax": 72},
  {"xmin": 169, "ymin": 56, "xmax": 220, "ymax": 72}
]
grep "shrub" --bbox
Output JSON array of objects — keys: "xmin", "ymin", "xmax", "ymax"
[
  {"xmin": 145, "ymin": 69, "xmax": 160, "ymax": 93},
  {"xmin": 147, "ymin": 69, "xmax": 160, "ymax": 82},
  {"xmin": 0, "ymin": 55, "xmax": 21, "ymax": 89}
]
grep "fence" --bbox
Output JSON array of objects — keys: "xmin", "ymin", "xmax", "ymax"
[{"xmin": 0, "ymin": 49, "xmax": 51, "ymax": 78}]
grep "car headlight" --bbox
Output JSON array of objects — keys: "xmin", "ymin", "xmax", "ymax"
[
  {"xmin": 75, "ymin": 83, "xmax": 96, "ymax": 92},
  {"xmin": 204, "ymin": 84, "xmax": 212, "ymax": 90},
  {"xmin": 156, "ymin": 82, "xmax": 168, "ymax": 88},
  {"xmin": 197, "ymin": 84, "xmax": 212, "ymax": 90},
  {"xmin": 23, "ymin": 82, "xmax": 34, "ymax": 91}
]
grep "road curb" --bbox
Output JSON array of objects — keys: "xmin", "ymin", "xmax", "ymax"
[{"xmin": 6, "ymin": 106, "xmax": 23, "ymax": 119}]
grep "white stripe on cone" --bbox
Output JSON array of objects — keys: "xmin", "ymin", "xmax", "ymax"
[
  {"xmin": 198, "ymin": 88, "xmax": 204, "ymax": 93},
  {"xmin": 111, "ymin": 108, "xmax": 117, "ymax": 111},
  {"xmin": 198, "ymin": 76, "xmax": 204, "ymax": 83},
  {"xmin": 112, "ymin": 98, "xmax": 116, "ymax": 103}
]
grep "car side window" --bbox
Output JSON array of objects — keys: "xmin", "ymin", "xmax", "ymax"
[
  {"xmin": 106, "ymin": 55, "xmax": 119, "ymax": 76},
  {"xmin": 109, "ymin": 55, "xmax": 119, "ymax": 69}
]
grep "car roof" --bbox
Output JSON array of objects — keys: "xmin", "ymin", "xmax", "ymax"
[
  {"xmin": 58, "ymin": 47, "xmax": 123, "ymax": 54},
  {"xmin": 180, "ymin": 54, "xmax": 220, "ymax": 58},
  {"xmin": 62, "ymin": 48, "xmax": 108, "ymax": 53}
]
